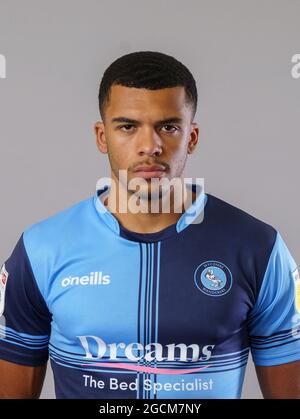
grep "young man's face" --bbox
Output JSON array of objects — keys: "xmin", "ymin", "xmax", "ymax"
[{"xmin": 95, "ymin": 84, "xmax": 199, "ymax": 199}]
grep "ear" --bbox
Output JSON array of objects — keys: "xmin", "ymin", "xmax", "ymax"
[
  {"xmin": 187, "ymin": 122, "xmax": 199, "ymax": 154},
  {"xmin": 94, "ymin": 121, "xmax": 108, "ymax": 154}
]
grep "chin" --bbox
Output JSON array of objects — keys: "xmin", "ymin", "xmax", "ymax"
[{"xmin": 129, "ymin": 182, "xmax": 161, "ymax": 201}]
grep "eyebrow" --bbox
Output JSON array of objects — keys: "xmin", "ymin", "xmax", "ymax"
[{"xmin": 111, "ymin": 116, "xmax": 184, "ymax": 125}]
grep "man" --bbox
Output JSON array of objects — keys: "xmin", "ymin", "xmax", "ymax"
[{"xmin": 0, "ymin": 51, "xmax": 299, "ymax": 399}]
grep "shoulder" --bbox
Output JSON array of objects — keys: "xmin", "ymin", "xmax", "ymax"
[
  {"xmin": 23, "ymin": 195, "xmax": 94, "ymax": 243},
  {"xmin": 205, "ymin": 193, "xmax": 277, "ymax": 252},
  {"xmin": 22, "ymin": 195, "xmax": 95, "ymax": 267},
  {"xmin": 19, "ymin": 195, "xmax": 96, "ymax": 298}
]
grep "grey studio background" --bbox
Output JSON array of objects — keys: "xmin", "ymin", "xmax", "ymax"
[{"xmin": 0, "ymin": 0, "xmax": 299, "ymax": 399}]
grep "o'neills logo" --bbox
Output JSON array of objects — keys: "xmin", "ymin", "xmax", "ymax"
[
  {"xmin": 61, "ymin": 272, "xmax": 110, "ymax": 287},
  {"xmin": 78, "ymin": 336, "xmax": 214, "ymax": 375}
]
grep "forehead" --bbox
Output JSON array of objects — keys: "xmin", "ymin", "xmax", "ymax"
[{"xmin": 105, "ymin": 85, "xmax": 191, "ymax": 119}]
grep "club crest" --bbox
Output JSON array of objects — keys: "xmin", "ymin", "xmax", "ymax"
[{"xmin": 194, "ymin": 261, "xmax": 233, "ymax": 297}]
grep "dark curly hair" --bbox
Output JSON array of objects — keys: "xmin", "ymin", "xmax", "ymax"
[{"xmin": 98, "ymin": 51, "xmax": 198, "ymax": 122}]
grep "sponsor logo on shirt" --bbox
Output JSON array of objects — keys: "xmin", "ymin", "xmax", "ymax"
[
  {"xmin": 0, "ymin": 263, "xmax": 9, "ymax": 316},
  {"xmin": 77, "ymin": 335, "xmax": 215, "ymax": 374},
  {"xmin": 194, "ymin": 260, "xmax": 233, "ymax": 297},
  {"xmin": 61, "ymin": 271, "xmax": 110, "ymax": 287},
  {"xmin": 292, "ymin": 268, "xmax": 300, "ymax": 314}
]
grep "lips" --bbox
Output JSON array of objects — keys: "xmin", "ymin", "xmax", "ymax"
[
  {"xmin": 134, "ymin": 165, "xmax": 166, "ymax": 172},
  {"xmin": 133, "ymin": 165, "xmax": 167, "ymax": 179}
]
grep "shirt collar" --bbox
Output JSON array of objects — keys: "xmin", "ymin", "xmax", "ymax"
[{"xmin": 93, "ymin": 180, "xmax": 207, "ymax": 242}]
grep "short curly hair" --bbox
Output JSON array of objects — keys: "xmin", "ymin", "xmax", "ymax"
[{"xmin": 98, "ymin": 50, "xmax": 198, "ymax": 122}]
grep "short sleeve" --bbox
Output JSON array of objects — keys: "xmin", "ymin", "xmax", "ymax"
[
  {"xmin": 0, "ymin": 234, "xmax": 52, "ymax": 366},
  {"xmin": 248, "ymin": 231, "xmax": 300, "ymax": 366}
]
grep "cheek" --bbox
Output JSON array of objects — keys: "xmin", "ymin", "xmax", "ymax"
[
  {"xmin": 170, "ymin": 144, "xmax": 189, "ymax": 173},
  {"xmin": 108, "ymin": 143, "xmax": 129, "ymax": 170},
  {"xmin": 170, "ymin": 140, "xmax": 188, "ymax": 162}
]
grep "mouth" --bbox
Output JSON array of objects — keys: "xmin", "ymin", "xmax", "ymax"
[{"xmin": 132, "ymin": 166, "xmax": 167, "ymax": 179}]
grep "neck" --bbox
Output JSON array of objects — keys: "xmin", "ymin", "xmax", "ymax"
[{"xmin": 102, "ymin": 180, "xmax": 196, "ymax": 234}]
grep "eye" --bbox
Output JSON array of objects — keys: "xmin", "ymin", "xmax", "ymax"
[
  {"xmin": 119, "ymin": 124, "xmax": 135, "ymax": 132},
  {"xmin": 161, "ymin": 125, "xmax": 179, "ymax": 133}
]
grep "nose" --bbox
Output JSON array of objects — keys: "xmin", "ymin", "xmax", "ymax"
[{"xmin": 136, "ymin": 127, "xmax": 162, "ymax": 157}]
